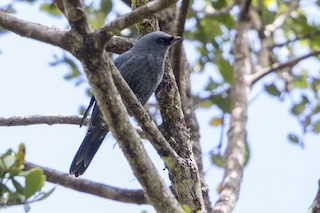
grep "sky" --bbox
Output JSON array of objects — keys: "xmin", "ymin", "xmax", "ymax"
[{"xmin": 1, "ymin": 1, "xmax": 320, "ymax": 213}]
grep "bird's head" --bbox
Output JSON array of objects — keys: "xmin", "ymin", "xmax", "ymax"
[{"xmin": 132, "ymin": 31, "xmax": 182, "ymax": 57}]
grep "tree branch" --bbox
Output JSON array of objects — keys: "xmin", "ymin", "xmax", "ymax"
[
  {"xmin": 24, "ymin": 162, "xmax": 147, "ymax": 204},
  {"xmin": 272, "ymin": 29, "xmax": 320, "ymax": 48},
  {"xmin": 0, "ymin": 115, "xmax": 89, "ymax": 126},
  {"xmin": 213, "ymin": 1, "xmax": 252, "ymax": 212},
  {"xmin": 0, "ymin": 10, "xmax": 132, "ymax": 54},
  {"xmin": 256, "ymin": 0, "xmax": 300, "ymax": 68},
  {"xmin": 249, "ymin": 49, "xmax": 320, "ymax": 85},
  {"xmin": 105, "ymin": 36, "xmax": 134, "ymax": 54},
  {"xmin": 156, "ymin": 62, "xmax": 205, "ymax": 211},
  {"xmin": 172, "ymin": 0, "xmax": 189, "ymax": 90},
  {"xmin": 265, "ymin": 0, "xmax": 300, "ymax": 36},
  {"xmin": 0, "ymin": 11, "xmax": 67, "ymax": 49},
  {"xmin": 99, "ymin": 0, "xmax": 178, "ymax": 36},
  {"xmin": 109, "ymin": 55, "xmax": 180, "ymax": 160},
  {"xmin": 152, "ymin": 5, "xmax": 206, "ymax": 212},
  {"xmin": 308, "ymin": 179, "xmax": 320, "ymax": 213},
  {"xmin": 63, "ymin": 0, "xmax": 91, "ymax": 34}
]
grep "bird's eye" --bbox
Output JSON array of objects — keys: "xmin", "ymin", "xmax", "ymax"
[{"xmin": 157, "ymin": 38, "xmax": 165, "ymax": 44}]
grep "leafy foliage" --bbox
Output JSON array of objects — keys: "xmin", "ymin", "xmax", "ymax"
[
  {"xmin": 0, "ymin": 144, "xmax": 54, "ymax": 211},
  {"xmin": 186, "ymin": 0, "xmax": 320, "ymax": 150},
  {"xmin": 1, "ymin": 0, "xmax": 320, "ymax": 210}
]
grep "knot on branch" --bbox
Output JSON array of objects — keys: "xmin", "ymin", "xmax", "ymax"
[{"xmin": 67, "ymin": 7, "xmax": 85, "ymax": 22}]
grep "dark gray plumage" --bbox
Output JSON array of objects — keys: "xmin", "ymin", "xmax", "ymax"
[{"xmin": 69, "ymin": 31, "xmax": 182, "ymax": 177}]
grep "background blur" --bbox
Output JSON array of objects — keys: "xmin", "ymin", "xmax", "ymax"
[{"xmin": 1, "ymin": 0, "xmax": 320, "ymax": 212}]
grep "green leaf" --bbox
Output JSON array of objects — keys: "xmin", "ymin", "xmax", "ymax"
[
  {"xmin": 216, "ymin": 56, "xmax": 233, "ymax": 83},
  {"xmin": 211, "ymin": 153, "xmax": 225, "ymax": 168},
  {"xmin": 291, "ymin": 99, "xmax": 308, "ymax": 115},
  {"xmin": 16, "ymin": 143, "xmax": 25, "ymax": 168},
  {"xmin": 291, "ymin": 103, "xmax": 305, "ymax": 115},
  {"xmin": 216, "ymin": 14, "xmax": 235, "ymax": 29},
  {"xmin": 244, "ymin": 142, "xmax": 250, "ymax": 167},
  {"xmin": 100, "ymin": 0, "xmax": 113, "ymax": 15},
  {"xmin": 293, "ymin": 77, "xmax": 308, "ymax": 89},
  {"xmin": 3, "ymin": 155, "xmax": 16, "ymax": 170},
  {"xmin": 210, "ymin": 117, "xmax": 223, "ymax": 126},
  {"xmin": 12, "ymin": 178, "xmax": 25, "ymax": 194},
  {"xmin": 211, "ymin": 94, "xmax": 232, "ymax": 113},
  {"xmin": 182, "ymin": 204, "xmax": 192, "ymax": 213},
  {"xmin": 265, "ymin": 84, "xmax": 281, "ymax": 97},
  {"xmin": 312, "ymin": 104, "xmax": 320, "ymax": 115},
  {"xmin": 312, "ymin": 120, "xmax": 320, "ymax": 133},
  {"xmin": 205, "ymin": 79, "xmax": 220, "ymax": 91},
  {"xmin": 211, "ymin": 0, "xmax": 227, "ymax": 9},
  {"xmin": 40, "ymin": 3, "xmax": 62, "ymax": 17},
  {"xmin": 63, "ymin": 56, "xmax": 81, "ymax": 80},
  {"xmin": 263, "ymin": 0, "xmax": 275, "ymax": 7},
  {"xmin": 198, "ymin": 99, "xmax": 214, "ymax": 108},
  {"xmin": 7, "ymin": 191, "xmax": 26, "ymax": 204},
  {"xmin": 288, "ymin": 133, "xmax": 300, "ymax": 144},
  {"xmin": 24, "ymin": 168, "xmax": 46, "ymax": 198}
]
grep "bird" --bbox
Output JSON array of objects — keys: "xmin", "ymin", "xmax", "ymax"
[{"xmin": 69, "ymin": 31, "xmax": 182, "ymax": 177}]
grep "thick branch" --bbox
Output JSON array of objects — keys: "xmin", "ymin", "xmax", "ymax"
[
  {"xmin": 109, "ymin": 56, "xmax": 180, "ymax": 160},
  {"xmin": 0, "ymin": 11, "xmax": 131, "ymax": 54},
  {"xmin": 63, "ymin": 0, "xmax": 91, "ymax": 34},
  {"xmin": 213, "ymin": 1, "xmax": 252, "ymax": 212},
  {"xmin": 151, "ymin": 5, "xmax": 206, "ymax": 211},
  {"xmin": 74, "ymin": 37, "xmax": 182, "ymax": 212},
  {"xmin": 0, "ymin": 115, "xmax": 88, "ymax": 126},
  {"xmin": 105, "ymin": 36, "xmax": 134, "ymax": 54},
  {"xmin": 172, "ymin": 0, "xmax": 189, "ymax": 90},
  {"xmin": 24, "ymin": 162, "xmax": 147, "ymax": 204},
  {"xmin": 156, "ymin": 62, "xmax": 205, "ymax": 211},
  {"xmin": 0, "ymin": 11, "xmax": 66, "ymax": 49},
  {"xmin": 60, "ymin": 0, "xmax": 183, "ymax": 211},
  {"xmin": 249, "ymin": 49, "xmax": 320, "ymax": 85},
  {"xmin": 308, "ymin": 179, "xmax": 320, "ymax": 213}
]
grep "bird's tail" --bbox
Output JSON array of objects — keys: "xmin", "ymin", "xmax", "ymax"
[{"xmin": 69, "ymin": 124, "xmax": 109, "ymax": 177}]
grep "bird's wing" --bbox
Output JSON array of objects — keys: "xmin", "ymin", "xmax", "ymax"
[
  {"xmin": 115, "ymin": 51, "xmax": 153, "ymax": 101},
  {"xmin": 80, "ymin": 96, "xmax": 96, "ymax": 127}
]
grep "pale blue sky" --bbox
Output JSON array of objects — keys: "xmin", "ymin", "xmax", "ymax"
[{"xmin": 1, "ymin": 1, "xmax": 320, "ymax": 213}]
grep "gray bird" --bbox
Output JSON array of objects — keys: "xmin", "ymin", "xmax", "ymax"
[{"xmin": 69, "ymin": 31, "xmax": 182, "ymax": 177}]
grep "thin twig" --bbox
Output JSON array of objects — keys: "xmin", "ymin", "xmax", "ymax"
[
  {"xmin": 0, "ymin": 115, "xmax": 89, "ymax": 126},
  {"xmin": 249, "ymin": 49, "xmax": 320, "ymax": 85},
  {"xmin": 24, "ymin": 162, "xmax": 147, "ymax": 204},
  {"xmin": 99, "ymin": 0, "xmax": 178, "ymax": 36},
  {"xmin": 264, "ymin": 0, "xmax": 300, "ymax": 36},
  {"xmin": 257, "ymin": 0, "xmax": 300, "ymax": 67},
  {"xmin": 273, "ymin": 29, "xmax": 320, "ymax": 48}
]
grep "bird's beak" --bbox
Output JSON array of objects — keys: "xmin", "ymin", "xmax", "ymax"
[{"xmin": 170, "ymin": 36, "xmax": 183, "ymax": 44}]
